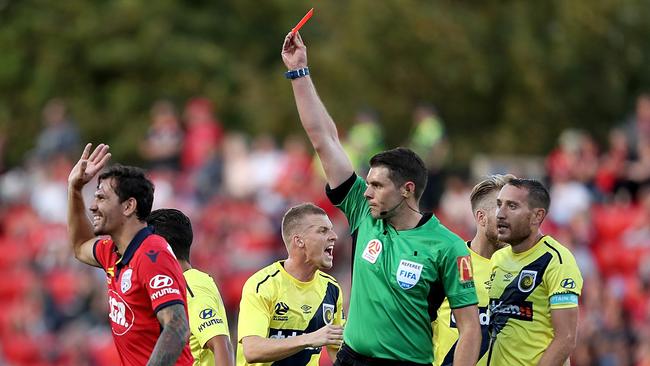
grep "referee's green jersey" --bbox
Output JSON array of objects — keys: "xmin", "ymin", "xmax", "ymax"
[{"xmin": 327, "ymin": 174, "xmax": 478, "ymax": 364}]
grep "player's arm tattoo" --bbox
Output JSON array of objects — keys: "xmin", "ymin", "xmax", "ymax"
[{"xmin": 147, "ymin": 303, "xmax": 190, "ymax": 366}]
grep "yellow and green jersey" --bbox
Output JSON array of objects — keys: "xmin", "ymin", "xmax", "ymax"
[
  {"xmin": 236, "ymin": 261, "xmax": 344, "ymax": 366},
  {"xmin": 487, "ymin": 236, "xmax": 583, "ymax": 366},
  {"xmin": 185, "ymin": 269, "xmax": 230, "ymax": 366},
  {"xmin": 433, "ymin": 242, "xmax": 492, "ymax": 366}
]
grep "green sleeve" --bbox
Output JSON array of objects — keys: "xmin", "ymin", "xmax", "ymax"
[
  {"xmin": 334, "ymin": 176, "xmax": 371, "ymax": 232},
  {"xmin": 440, "ymin": 239, "xmax": 479, "ymax": 309}
]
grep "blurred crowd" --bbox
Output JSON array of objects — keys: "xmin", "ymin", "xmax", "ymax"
[{"xmin": 0, "ymin": 94, "xmax": 649, "ymax": 365}]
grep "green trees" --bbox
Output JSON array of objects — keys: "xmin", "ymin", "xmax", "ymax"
[{"xmin": 1, "ymin": 0, "xmax": 649, "ymax": 166}]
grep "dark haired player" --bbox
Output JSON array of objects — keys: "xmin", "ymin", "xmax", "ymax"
[
  {"xmin": 67, "ymin": 143, "xmax": 193, "ymax": 365},
  {"xmin": 488, "ymin": 179, "xmax": 583, "ymax": 366},
  {"xmin": 281, "ymin": 33, "xmax": 481, "ymax": 366},
  {"xmin": 147, "ymin": 208, "xmax": 234, "ymax": 366}
]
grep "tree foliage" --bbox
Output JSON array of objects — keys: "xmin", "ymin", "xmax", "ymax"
[{"xmin": 2, "ymin": 0, "xmax": 650, "ymax": 165}]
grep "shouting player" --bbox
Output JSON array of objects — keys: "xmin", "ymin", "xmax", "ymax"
[{"xmin": 237, "ymin": 203, "xmax": 345, "ymax": 366}]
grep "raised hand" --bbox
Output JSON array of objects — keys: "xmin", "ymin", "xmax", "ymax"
[
  {"xmin": 281, "ymin": 31, "xmax": 308, "ymax": 70},
  {"xmin": 68, "ymin": 143, "xmax": 112, "ymax": 190}
]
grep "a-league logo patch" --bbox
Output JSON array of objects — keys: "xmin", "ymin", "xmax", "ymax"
[
  {"xmin": 322, "ymin": 303, "xmax": 335, "ymax": 325},
  {"xmin": 396, "ymin": 259, "xmax": 423, "ymax": 290},
  {"xmin": 457, "ymin": 255, "xmax": 473, "ymax": 283},
  {"xmin": 518, "ymin": 270, "xmax": 537, "ymax": 293},
  {"xmin": 362, "ymin": 239, "xmax": 383, "ymax": 264},
  {"xmin": 121, "ymin": 269, "xmax": 133, "ymax": 293}
]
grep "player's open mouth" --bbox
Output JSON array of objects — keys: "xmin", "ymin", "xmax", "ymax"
[
  {"xmin": 92, "ymin": 215, "xmax": 102, "ymax": 225},
  {"xmin": 324, "ymin": 245, "xmax": 334, "ymax": 256}
]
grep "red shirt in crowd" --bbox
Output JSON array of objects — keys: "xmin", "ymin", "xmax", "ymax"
[{"xmin": 93, "ymin": 227, "xmax": 193, "ymax": 366}]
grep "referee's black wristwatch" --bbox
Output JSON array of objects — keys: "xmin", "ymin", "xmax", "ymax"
[{"xmin": 285, "ymin": 67, "xmax": 310, "ymax": 80}]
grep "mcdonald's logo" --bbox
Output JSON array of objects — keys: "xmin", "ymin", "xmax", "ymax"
[{"xmin": 457, "ymin": 255, "xmax": 473, "ymax": 283}]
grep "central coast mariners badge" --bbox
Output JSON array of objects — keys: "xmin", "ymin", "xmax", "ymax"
[
  {"xmin": 518, "ymin": 270, "xmax": 537, "ymax": 293},
  {"xmin": 121, "ymin": 269, "xmax": 133, "ymax": 293},
  {"xmin": 322, "ymin": 303, "xmax": 335, "ymax": 325},
  {"xmin": 396, "ymin": 259, "xmax": 423, "ymax": 290}
]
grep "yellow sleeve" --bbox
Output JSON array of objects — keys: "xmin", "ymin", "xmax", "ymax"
[
  {"xmin": 545, "ymin": 252, "xmax": 583, "ymax": 309},
  {"xmin": 334, "ymin": 283, "xmax": 345, "ymax": 327},
  {"xmin": 328, "ymin": 283, "xmax": 345, "ymax": 354},
  {"xmin": 237, "ymin": 278, "xmax": 272, "ymax": 341},
  {"xmin": 188, "ymin": 284, "xmax": 230, "ymax": 348}
]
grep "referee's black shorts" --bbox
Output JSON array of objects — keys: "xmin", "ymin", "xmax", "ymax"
[{"xmin": 334, "ymin": 343, "xmax": 431, "ymax": 366}]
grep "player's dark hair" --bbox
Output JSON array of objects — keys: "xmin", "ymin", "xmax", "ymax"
[
  {"xmin": 98, "ymin": 164, "xmax": 154, "ymax": 221},
  {"xmin": 470, "ymin": 174, "xmax": 517, "ymax": 211},
  {"xmin": 507, "ymin": 178, "xmax": 551, "ymax": 212},
  {"xmin": 147, "ymin": 208, "xmax": 193, "ymax": 262},
  {"xmin": 281, "ymin": 203, "xmax": 327, "ymax": 245},
  {"xmin": 369, "ymin": 147, "xmax": 427, "ymax": 201}
]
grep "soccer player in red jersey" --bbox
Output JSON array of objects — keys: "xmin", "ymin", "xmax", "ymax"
[{"xmin": 67, "ymin": 143, "xmax": 194, "ymax": 366}]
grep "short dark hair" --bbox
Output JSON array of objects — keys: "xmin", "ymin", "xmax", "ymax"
[
  {"xmin": 470, "ymin": 174, "xmax": 516, "ymax": 211},
  {"xmin": 281, "ymin": 203, "xmax": 327, "ymax": 245},
  {"xmin": 98, "ymin": 164, "xmax": 154, "ymax": 221},
  {"xmin": 369, "ymin": 147, "xmax": 428, "ymax": 200},
  {"xmin": 147, "ymin": 208, "xmax": 193, "ymax": 262},
  {"xmin": 507, "ymin": 178, "xmax": 550, "ymax": 211}
]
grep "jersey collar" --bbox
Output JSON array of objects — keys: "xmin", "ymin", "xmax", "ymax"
[
  {"xmin": 415, "ymin": 212, "xmax": 433, "ymax": 228},
  {"xmin": 117, "ymin": 226, "xmax": 153, "ymax": 267}
]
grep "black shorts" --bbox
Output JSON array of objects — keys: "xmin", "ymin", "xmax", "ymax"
[{"xmin": 334, "ymin": 344, "xmax": 431, "ymax": 366}]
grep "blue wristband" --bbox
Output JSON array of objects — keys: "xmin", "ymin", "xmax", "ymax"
[{"xmin": 285, "ymin": 67, "xmax": 310, "ymax": 80}]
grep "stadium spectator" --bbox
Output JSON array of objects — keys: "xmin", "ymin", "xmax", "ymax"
[
  {"xmin": 33, "ymin": 98, "xmax": 80, "ymax": 162},
  {"xmin": 30, "ymin": 153, "xmax": 72, "ymax": 224},
  {"xmin": 490, "ymin": 178, "xmax": 583, "ymax": 365},
  {"xmin": 438, "ymin": 173, "xmax": 474, "ymax": 239},
  {"xmin": 281, "ymin": 32, "xmax": 481, "ymax": 366},
  {"xmin": 595, "ymin": 128, "xmax": 630, "ymax": 197},
  {"xmin": 181, "ymin": 97, "xmax": 223, "ymax": 173},
  {"xmin": 408, "ymin": 105, "xmax": 449, "ymax": 211},
  {"xmin": 66, "ymin": 143, "xmax": 193, "ymax": 365},
  {"xmin": 148, "ymin": 208, "xmax": 234, "ymax": 366},
  {"xmin": 237, "ymin": 203, "xmax": 344, "ymax": 365},
  {"xmin": 140, "ymin": 100, "xmax": 184, "ymax": 172},
  {"xmin": 0, "ymin": 129, "xmax": 5, "ymax": 174},
  {"xmin": 221, "ymin": 133, "xmax": 254, "ymax": 199},
  {"xmin": 274, "ymin": 135, "xmax": 316, "ymax": 204},
  {"xmin": 341, "ymin": 108, "xmax": 384, "ymax": 175},
  {"xmin": 623, "ymin": 93, "xmax": 650, "ymax": 162}
]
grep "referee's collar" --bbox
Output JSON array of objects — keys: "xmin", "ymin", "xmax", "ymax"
[{"xmin": 117, "ymin": 226, "xmax": 153, "ymax": 267}]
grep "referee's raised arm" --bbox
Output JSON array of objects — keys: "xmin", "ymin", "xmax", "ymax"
[{"xmin": 281, "ymin": 31, "xmax": 354, "ymax": 189}]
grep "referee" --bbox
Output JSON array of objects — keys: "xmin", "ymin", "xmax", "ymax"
[{"xmin": 281, "ymin": 32, "xmax": 481, "ymax": 366}]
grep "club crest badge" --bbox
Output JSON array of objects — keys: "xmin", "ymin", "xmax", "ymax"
[
  {"xmin": 121, "ymin": 269, "xmax": 133, "ymax": 294},
  {"xmin": 322, "ymin": 303, "xmax": 335, "ymax": 325},
  {"xmin": 396, "ymin": 259, "xmax": 423, "ymax": 290},
  {"xmin": 518, "ymin": 270, "xmax": 537, "ymax": 293}
]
